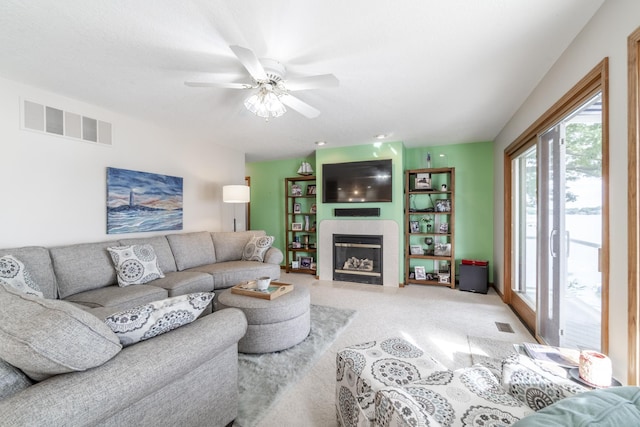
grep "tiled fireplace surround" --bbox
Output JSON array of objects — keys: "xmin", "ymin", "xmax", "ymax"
[{"xmin": 318, "ymin": 219, "xmax": 400, "ymax": 287}]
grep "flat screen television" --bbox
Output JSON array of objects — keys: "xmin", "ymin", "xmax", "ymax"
[{"xmin": 322, "ymin": 159, "xmax": 392, "ymax": 203}]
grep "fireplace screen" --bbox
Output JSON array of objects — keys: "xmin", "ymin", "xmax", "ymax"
[{"xmin": 333, "ymin": 234, "xmax": 382, "ymax": 285}]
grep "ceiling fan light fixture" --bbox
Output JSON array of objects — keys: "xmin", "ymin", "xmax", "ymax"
[{"xmin": 244, "ymin": 86, "xmax": 286, "ymax": 119}]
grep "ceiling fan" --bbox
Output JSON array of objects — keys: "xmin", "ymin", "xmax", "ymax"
[{"xmin": 185, "ymin": 45, "xmax": 339, "ymax": 119}]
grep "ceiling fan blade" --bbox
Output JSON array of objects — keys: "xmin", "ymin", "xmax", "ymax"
[
  {"xmin": 285, "ymin": 74, "xmax": 339, "ymax": 91},
  {"xmin": 280, "ymin": 94, "xmax": 321, "ymax": 118},
  {"xmin": 185, "ymin": 81, "xmax": 253, "ymax": 89},
  {"xmin": 229, "ymin": 45, "xmax": 268, "ymax": 82}
]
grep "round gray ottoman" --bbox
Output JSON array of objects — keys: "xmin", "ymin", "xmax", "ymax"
[{"xmin": 217, "ymin": 285, "xmax": 310, "ymax": 353}]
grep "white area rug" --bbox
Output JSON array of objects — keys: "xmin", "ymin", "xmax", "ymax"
[{"xmin": 235, "ymin": 304, "xmax": 356, "ymax": 427}]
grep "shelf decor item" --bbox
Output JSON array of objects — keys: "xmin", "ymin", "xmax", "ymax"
[
  {"xmin": 410, "ymin": 245, "xmax": 423, "ymax": 255},
  {"xmin": 414, "ymin": 266, "xmax": 426, "ymax": 280},
  {"xmin": 435, "ymin": 199, "xmax": 451, "ymax": 212},
  {"xmin": 415, "ymin": 173, "xmax": 431, "ymax": 190},
  {"xmin": 292, "ymin": 222, "xmax": 303, "ymax": 231},
  {"xmin": 297, "ymin": 162, "xmax": 314, "ymax": 176},
  {"xmin": 434, "ymin": 243, "xmax": 451, "ymax": 256}
]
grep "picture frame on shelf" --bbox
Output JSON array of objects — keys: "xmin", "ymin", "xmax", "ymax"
[
  {"xmin": 292, "ymin": 222, "xmax": 303, "ymax": 231},
  {"xmin": 291, "ymin": 185, "xmax": 302, "ymax": 196},
  {"xmin": 415, "ymin": 173, "xmax": 432, "ymax": 190},
  {"xmin": 300, "ymin": 256, "xmax": 313, "ymax": 269},
  {"xmin": 435, "ymin": 199, "xmax": 451, "ymax": 212},
  {"xmin": 310, "ymin": 203, "xmax": 317, "ymax": 214},
  {"xmin": 306, "ymin": 185, "xmax": 316, "ymax": 195},
  {"xmin": 434, "ymin": 242, "xmax": 452, "ymax": 256},
  {"xmin": 293, "ymin": 202, "xmax": 302, "ymax": 213},
  {"xmin": 410, "ymin": 245, "xmax": 423, "ymax": 255},
  {"xmin": 291, "ymin": 260, "xmax": 299, "ymax": 269},
  {"xmin": 409, "ymin": 220, "xmax": 420, "ymax": 233},
  {"xmin": 414, "ymin": 266, "xmax": 426, "ymax": 280},
  {"xmin": 438, "ymin": 274, "xmax": 451, "ymax": 284},
  {"xmin": 438, "ymin": 222, "xmax": 449, "ymax": 234}
]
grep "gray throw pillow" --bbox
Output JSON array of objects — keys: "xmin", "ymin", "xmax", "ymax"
[
  {"xmin": 0, "ymin": 283, "xmax": 122, "ymax": 381},
  {"xmin": 104, "ymin": 292, "xmax": 214, "ymax": 347},
  {"xmin": 241, "ymin": 235, "xmax": 275, "ymax": 262},
  {"xmin": 107, "ymin": 244, "xmax": 165, "ymax": 287},
  {"xmin": 0, "ymin": 255, "xmax": 43, "ymax": 297}
]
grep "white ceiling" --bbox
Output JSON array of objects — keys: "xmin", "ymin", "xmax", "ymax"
[{"xmin": 0, "ymin": 0, "xmax": 605, "ymax": 162}]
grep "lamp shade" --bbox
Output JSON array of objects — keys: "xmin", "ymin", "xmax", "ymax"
[{"xmin": 223, "ymin": 185, "xmax": 250, "ymax": 203}]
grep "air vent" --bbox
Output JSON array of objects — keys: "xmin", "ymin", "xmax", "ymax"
[
  {"xmin": 495, "ymin": 322, "xmax": 515, "ymax": 333},
  {"xmin": 22, "ymin": 99, "xmax": 112, "ymax": 145}
]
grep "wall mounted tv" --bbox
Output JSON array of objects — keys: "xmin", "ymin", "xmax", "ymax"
[{"xmin": 322, "ymin": 159, "xmax": 392, "ymax": 203}]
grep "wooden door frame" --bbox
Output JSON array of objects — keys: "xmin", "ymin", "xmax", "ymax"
[{"xmin": 627, "ymin": 27, "xmax": 640, "ymax": 386}]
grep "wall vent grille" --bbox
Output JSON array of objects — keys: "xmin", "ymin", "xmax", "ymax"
[{"xmin": 22, "ymin": 99, "xmax": 112, "ymax": 146}]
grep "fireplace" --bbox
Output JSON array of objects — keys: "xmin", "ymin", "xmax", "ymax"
[{"xmin": 333, "ymin": 234, "xmax": 383, "ymax": 285}]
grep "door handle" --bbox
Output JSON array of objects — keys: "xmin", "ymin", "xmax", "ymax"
[{"xmin": 549, "ymin": 229, "xmax": 557, "ymax": 258}]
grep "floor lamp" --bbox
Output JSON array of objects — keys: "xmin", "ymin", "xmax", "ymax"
[{"xmin": 223, "ymin": 185, "xmax": 250, "ymax": 232}]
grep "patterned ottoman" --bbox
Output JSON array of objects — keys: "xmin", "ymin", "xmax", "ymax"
[
  {"xmin": 501, "ymin": 350, "xmax": 588, "ymax": 411},
  {"xmin": 336, "ymin": 337, "xmax": 533, "ymax": 427},
  {"xmin": 217, "ymin": 285, "xmax": 310, "ymax": 353}
]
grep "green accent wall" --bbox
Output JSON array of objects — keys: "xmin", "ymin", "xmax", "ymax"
[
  {"xmin": 245, "ymin": 155, "xmax": 315, "ymax": 258},
  {"xmin": 246, "ymin": 140, "xmax": 495, "ymax": 284}
]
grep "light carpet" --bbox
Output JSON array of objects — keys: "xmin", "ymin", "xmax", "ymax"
[{"xmin": 235, "ymin": 304, "xmax": 357, "ymax": 427}]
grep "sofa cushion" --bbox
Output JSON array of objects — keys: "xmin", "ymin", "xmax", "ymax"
[
  {"xmin": 63, "ymin": 284, "xmax": 169, "ymax": 310},
  {"xmin": 189, "ymin": 260, "xmax": 281, "ymax": 290},
  {"xmin": 0, "ymin": 282, "xmax": 122, "ymax": 381},
  {"xmin": 147, "ymin": 271, "xmax": 214, "ymax": 297},
  {"xmin": 512, "ymin": 386, "xmax": 640, "ymax": 426},
  {"xmin": 104, "ymin": 292, "xmax": 214, "ymax": 347},
  {"xmin": 50, "ymin": 241, "xmax": 118, "ymax": 299},
  {"xmin": 0, "ymin": 359, "xmax": 33, "ymax": 400},
  {"xmin": 107, "ymin": 244, "xmax": 165, "ymax": 286},
  {"xmin": 212, "ymin": 230, "xmax": 265, "ymax": 262},
  {"xmin": 0, "ymin": 246, "xmax": 57, "ymax": 298},
  {"xmin": 241, "ymin": 235, "xmax": 275, "ymax": 262},
  {"xmin": 166, "ymin": 232, "xmax": 216, "ymax": 270},
  {"xmin": 0, "ymin": 255, "xmax": 43, "ymax": 297},
  {"xmin": 118, "ymin": 235, "xmax": 178, "ymax": 273}
]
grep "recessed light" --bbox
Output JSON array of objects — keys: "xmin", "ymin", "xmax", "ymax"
[
  {"xmin": 375, "ymin": 134, "xmax": 387, "ymax": 139},
  {"xmin": 315, "ymin": 141, "xmax": 326, "ymax": 146}
]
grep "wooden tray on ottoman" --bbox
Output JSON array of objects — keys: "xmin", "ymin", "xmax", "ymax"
[{"xmin": 230, "ymin": 281, "xmax": 294, "ymax": 300}]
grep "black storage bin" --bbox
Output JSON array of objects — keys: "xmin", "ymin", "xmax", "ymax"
[{"xmin": 459, "ymin": 262, "xmax": 488, "ymax": 294}]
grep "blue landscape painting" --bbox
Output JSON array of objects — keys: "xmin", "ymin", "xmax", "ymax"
[{"xmin": 106, "ymin": 167, "xmax": 183, "ymax": 234}]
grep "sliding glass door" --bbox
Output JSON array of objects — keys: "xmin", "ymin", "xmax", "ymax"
[{"xmin": 509, "ymin": 89, "xmax": 605, "ymax": 351}]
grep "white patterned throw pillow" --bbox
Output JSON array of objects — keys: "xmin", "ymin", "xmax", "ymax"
[
  {"xmin": 0, "ymin": 255, "xmax": 43, "ymax": 297},
  {"xmin": 241, "ymin": 235, "xmax": 275, "ymax": 262},
  {"xmin": 104, "ymin": 292, "xmax": 214, "ymax": 347},
  {"xmin": 107, "ymin": 244, "xmax": 165, "ymax": 287}
]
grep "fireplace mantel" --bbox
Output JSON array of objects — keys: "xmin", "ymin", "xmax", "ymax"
[{"xmin": 318, "ymin": 219, "xmax": 400, "ymax": 287}]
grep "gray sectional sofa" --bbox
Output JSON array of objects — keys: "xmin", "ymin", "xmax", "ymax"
[
  {"xmin": 0, "ymin": 230, "xmax": 283, "ymax": 426},
  {"xmin": 1, "ymin": 230, "xmax": 282, "ymax": 318}
]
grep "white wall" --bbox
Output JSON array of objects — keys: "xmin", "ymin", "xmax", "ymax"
[
  {"xmin": 0, "ymin": 76, "xmax": 246, "ymax": 248},
  {"xmin": 493, "ymin": 0, "xmax": 640, "ymax": 381}
]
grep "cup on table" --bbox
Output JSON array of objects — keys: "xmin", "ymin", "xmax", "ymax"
[{"xmin": 255, "ymin": 276, "xmax": 271, "ymax": 291}]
